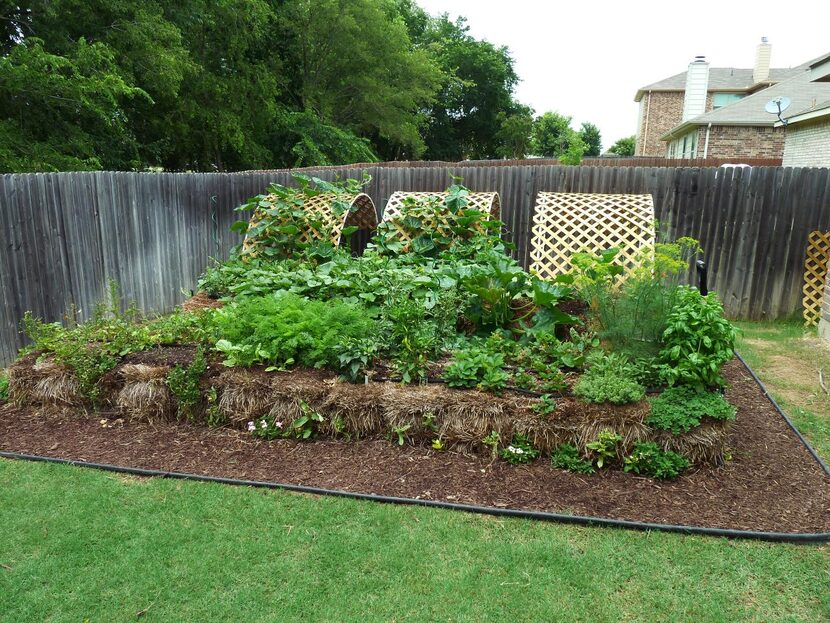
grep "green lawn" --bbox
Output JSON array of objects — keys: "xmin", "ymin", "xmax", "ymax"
[
  {"xmin": 1, "ymin": 321, "xmax": 829, "ymax": 622},
  {"xmin": 734, "ymin": 321, "xmax": 830, "ymax": 461}
]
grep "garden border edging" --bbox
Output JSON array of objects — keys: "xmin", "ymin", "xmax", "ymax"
[{"xmin": 1, "ymin": 354, "xmax": 828, "ymax": 543}]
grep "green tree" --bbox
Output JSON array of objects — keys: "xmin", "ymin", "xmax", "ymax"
[
  {"xmin": 495, "ymin": 104, "xmax": 534, "ymax": 159},
  {"xmin": 608, "ymin": 136, "xmax": 636, "ymax": 156},
  {"xmin": 578, "ymin": 122, "xmax": 602, "ymax": 157},
  {"xmin": 531, "ymin": 112, "xmax": 584, "ymax": 163},
  {"xmin": 0, "ymin": 0, "xmax": 534, "ymax": 171},
  {"xmin": 278, "ymin": 0, "xmax": 441, "ymax": 160},
  {"xmin": 405, "ymin": 14, "xmax": 519, "ymax": 160},
  {"xmin": 0, "ymin": 38, "xmax": 148, "ymax": 172}
]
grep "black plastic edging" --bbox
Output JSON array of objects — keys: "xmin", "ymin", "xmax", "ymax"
[
  {"xmin": 1, "ymin": 355, "xmax": 828, "ymax": 543},
  {"xmin": 734, "ymin": 352, "xmax": 830, "ymax": 476},
  {"xmin": 1, "ymin": 448, "xmax": 828, "ymax": 544}
]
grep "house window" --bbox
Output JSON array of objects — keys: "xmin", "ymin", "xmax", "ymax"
[{"xmin": 713, "ymin": 93, "xmax": 744, "ymax": 109}]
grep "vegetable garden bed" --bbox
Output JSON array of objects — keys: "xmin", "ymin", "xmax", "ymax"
[{"xmin": 2, "ymin": 175, "xmax": 826, "ymax": 537}]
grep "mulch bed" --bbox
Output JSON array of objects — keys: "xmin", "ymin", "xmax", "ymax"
[{"xmin": 1, "ymin": 358, "xmax": 828, "ymax": 534}]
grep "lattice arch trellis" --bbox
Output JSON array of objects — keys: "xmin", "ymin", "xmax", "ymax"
[
  {"xmin": 528, "ymin": 192, "xmax": 656, "ymax": 280},
  {"xmin": 379, "ymin": 191, "xmax": 501, "ymax": 251},
  {"xmin": 802, "ymin": 230, "xmax": 830, "ymax": 327},
  {"xmin": 242, "ymin": 192, "xmax": 377, "ymax": 255},
  {"xmin": 382, "ymin": 191, "xmax": 500, "ymax": 222}
]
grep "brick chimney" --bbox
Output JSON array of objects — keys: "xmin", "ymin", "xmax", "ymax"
[
  {"xmin": 754, "ymin": 37, "xmax": 772, "ymax": 84},
  {"xmin": 682, "ymin": 56, "xmax": 710, "ymax": 121}
]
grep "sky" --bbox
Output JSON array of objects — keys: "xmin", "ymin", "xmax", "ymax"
[{"xmin": 416, "ymin": 0, "xmax": 829, "ymax": 152}]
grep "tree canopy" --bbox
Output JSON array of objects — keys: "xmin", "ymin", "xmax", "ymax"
[
  {"xmin": 0, "ymin": 1, "xmax": 607, "ymax": 172},
  {"xmin": 608, "ymin": 136, "xmax": 636, "ymax": 157},
  {"xmin": 578, "ymin": 123, "xmax": 602, "ymax": 157},
  {"xmin": 531, "ymin": 112, "xmax": 585, "ymax": 164}
]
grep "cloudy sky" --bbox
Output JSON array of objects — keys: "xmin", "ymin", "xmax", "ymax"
[{"xmin": 416, "ymin": 0, "xmax": 829, "ymax": 152}]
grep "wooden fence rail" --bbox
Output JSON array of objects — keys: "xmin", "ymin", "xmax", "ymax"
[{"xmin": 1, "ymin": 165, "xmax": 829, "ymax": 365}]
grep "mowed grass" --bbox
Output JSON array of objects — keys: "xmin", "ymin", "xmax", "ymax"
[
  {"xmin": 735, "ymin": 320, "xmax": 830, "ymax": 461},
  {"xmin": 1, "ymin": 320, "xmax": 829, "ymax": 622},
  {"xmin": 1, "ymin": 460, "xmax": 829, "ymax": 623}
]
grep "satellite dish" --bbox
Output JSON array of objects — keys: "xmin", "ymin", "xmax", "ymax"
[
  {"xmin": 765, "ymin": 96, "xmax": 791, "ymax": 125},
  {"xmin": 765, "ymin": 96, "xmax": 791, "ymax": 115}
]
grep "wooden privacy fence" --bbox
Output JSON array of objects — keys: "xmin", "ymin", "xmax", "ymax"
[{"xmin": 1, "ymin": 165, "xmax": 829, "ymax": 365}]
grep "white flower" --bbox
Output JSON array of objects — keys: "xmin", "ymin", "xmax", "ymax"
[
  {"xmin": 507, "ymin": 445, "xmax": 524, "ymax": 454},
  {"xmin": 247, "ymin": 421, "xmax": 256, "ymax": 432},
  {"xmin": 260, "ymin": 420, "xmax": 268, "ymax": 429},
  {"xmin": 274, "ymin": 421, "xmax": 283, "ymax": 429}
]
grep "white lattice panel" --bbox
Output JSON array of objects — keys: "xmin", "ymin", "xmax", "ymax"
[{"xmin": 529, "ymin": 192, "xmax": 655, "ymax": 279}]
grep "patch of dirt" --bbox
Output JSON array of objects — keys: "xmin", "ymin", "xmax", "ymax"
[{"xmin": 1, "ymin": 359, "xmax": 828, "ymax": 534}]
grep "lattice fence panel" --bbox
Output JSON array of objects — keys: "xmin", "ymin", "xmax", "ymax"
[
  {"xmin": 242, "ymin": 192, "xmax": 376, "ymax": 255},
  {"xmin": 380, "ymin": 191, "xmax": 500, "ymax": 250},
  {"xmin": 529, "ymin": 192, "xmax": 655, "ymax": 280},
  {"xmin": 802, "ymin": 231, "xmax": 830, "ymax": 327}
]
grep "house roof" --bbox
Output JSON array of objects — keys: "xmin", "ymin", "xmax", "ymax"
[
  {"xmin": 634, "ymin": 67, "xmax": 803, "ymax": 102},
  {"xmin": 775, "ymin": 99, "xmax": 830, "ymax": 127},
  {"xmin": 660, "ymin": 53, "xmax": 830, "ymax": 139}
]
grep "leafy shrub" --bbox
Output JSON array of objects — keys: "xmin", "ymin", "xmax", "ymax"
[
  {"xmin": 444, "ymin": 347, "xmax": 509, "ymax": 393},
  {"xmin": 568, "ymin": 247, "xmax": 624, "ymax": 298},
  {"xmin": 589, "ymin": 238, "xmax": 701, "ymax": 357},
  {"xmin": 0, "ymin": 372, "xmax": 8, "ymax": 402},
  {"xmin": 551, "ymin": 444, "xmax": 595, "ymax": 474},
  {"xmin": 380, "ymin": 292, "xmax": 450, "ymax": 384},
  {"xmin": 647, "ymin": 386, "xmax": 736, "ymax": 434},
  {"xmin": 511, "ymin": 367, "xmax": 535, "ymax": 390},
  {"xmin": 166, "ymin": 348, "xmax": 207, "ymax": 422},
  {"xmin": 659, "ymin": 286, "xmax": 736, "ymax": 388},
  {"xmin": 573, "ymin": 353, "xmax": 645, "ymax": 404},
  {"xmin": 623, "ymin": 442, "xmax": 690, "ymax": 479},
  {"xmin": 499, "ymin": 434, "xmax": 540, "ymax": 464},
  {"xmin": 530, "ymin": 328, "xmax": 599, "ymax": 370},
  {"xmin": 538, "ymin": 369, "xmax": 568, "ymax": 393},
  {"xmin": 532, "ymin": 394, "xmax": 557, "ymax": 417},
  {"xmin": 586, "ymin": 429, "xmax": 622, "ymax": 468},
  {"xmin": 20, "ymin": 285, "xmax": 214, "ymax": 400},
  {"xmin": 213, "ymin": 292, "xmax": 377, "ymax": 369},
  {"xmin": 336, "ymin": 337, "xmax": 381, "ymax": 383}
]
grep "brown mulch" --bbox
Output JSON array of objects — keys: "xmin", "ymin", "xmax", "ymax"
[
  {"xmin": 1, "ymin": 359, "xmax": 828, "ymax": 534},
  {"xmin": 180, "ymin": 291, "xmax": 224, "ymax": 312}
]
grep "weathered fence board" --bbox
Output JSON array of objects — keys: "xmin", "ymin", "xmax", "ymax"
[{"xmin": 1, "ymin": 164, "xmax": 829, "ymax": 365}]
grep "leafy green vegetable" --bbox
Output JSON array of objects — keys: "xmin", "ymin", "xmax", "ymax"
[
  {"xmin": 659, "ymin": 287, "xmax": 737, "ymax": 388},
  {"xmin": 551, "ymin": 444, "xmax": 595, "ymax": 474},
  {"xmin": 623, "ymin": 442, "xmax": 690, "ymax": 479},
  {"xmin": 212, "ymin": 292, "xmax": 377, "ymax": 369},
  {"xmin": 573, "ymin": 353, "xmax": 645, "ymax": 404},
  {"xmin": 647, "ymin": 387, "xmax": 736, "ymax": 434}
]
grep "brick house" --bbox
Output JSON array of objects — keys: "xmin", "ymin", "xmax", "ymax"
[
  {"xmin": 661, "ymin": 52, "xmax": 830, "ymax": 161},
  {"xmin": 634, "ymin": 40, "xmax": 830, "ymax": 161},
  {"xmin": 777, "ymin": 100, "xmax": 830, "ymax": 167},
  {"xmin": 634, "ymin": 40, "xmax": 803, "ymax": 157}
]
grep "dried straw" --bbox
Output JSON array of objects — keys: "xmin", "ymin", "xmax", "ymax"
[
  {"xmin": 8, "ymin": 358, "xmax": 81, "ymax": 406},
  {"xmin": 116, "ymin": 364, "xmax": 174, "ymax": 422}
]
